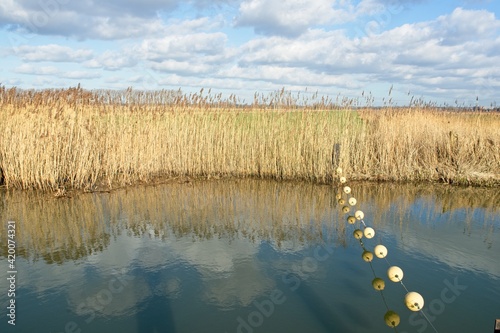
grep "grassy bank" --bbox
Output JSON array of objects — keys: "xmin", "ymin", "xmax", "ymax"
[{"xmin": 0, "ymin": 86, "xmax": 499, "ymax": 191}]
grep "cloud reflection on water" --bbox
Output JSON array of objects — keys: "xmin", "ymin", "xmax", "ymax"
[{"xmin": 0, "ymin": 180, "xmax": 498, "ymax": 319}]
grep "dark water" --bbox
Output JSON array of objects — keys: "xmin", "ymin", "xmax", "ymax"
[{"xmin": 0, "ymin": 180, "xmax": 499, "ymax": 333}]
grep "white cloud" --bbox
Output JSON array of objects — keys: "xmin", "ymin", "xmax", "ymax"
[
  {"xmin": 81, "ymin": 15, "xmax": 168, "ymax": 40},
  {"xmin": 61, "ymin": 71, "xmax": 101, "ymax": 79},
  {"xmin": 219, "ymin": 64, "xmax": 363, "ymax": 89},
  {"xmin": 13, "ymin": 63, "xmax": 100, "ymax": 82},
  {"xmin": 233, "ymin": 0, "xmax": 416, "ymax": 38},
  {"xmin": 0, "ymin": 0, "xmax": 171, "ymax": 39},
  {"xmin": 0, "ymin": 1, "xmax": 499, "ymax": 106},
  {"xmin": 235, "ymin": 0, "xmax": 354, "ymax": 37},
  {"xmin": 164, "ymin": 16, "xmax": 226, "ymax": 34},
  {"xmin": 15, "ymin": 64, "xmax": 59, "ymax": 75},
  {"xmin": 85, "ymin": 50, "xmax": 139, "ymax": 71},
  {"xmin": 151, "ymin": 59, "xmax": 213, "ymax": 75},
  {"xmin": 437, "ymin": 7, "xmax": 500, "ymax": 45},
  {"xmin": 13, "ymin": 44, "xmax": 93, "ymax": 62},
  {"xmin": 231, "ymin": 8, "xmax": 500, "ymax": 103},
  {"xmin": 0, "ymin": 0, "xmax": 236, "ymax": 40},
  {"xmin": 141, "ymin": 32, "xmax": 228, "ymax": 61},
  {"xmin": 238, "ymin": 30, "xmax": 355, "ymax": 68}
]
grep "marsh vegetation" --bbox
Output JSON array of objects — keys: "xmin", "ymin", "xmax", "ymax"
[{"xmin": 0, "ymin": 86, "xmax": 498, "ymax": 191}]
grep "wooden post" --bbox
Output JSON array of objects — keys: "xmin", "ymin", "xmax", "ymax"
[
  {"xmin": 494, "ymin": 319, "xmax": 500, "ymax": 333},
  {"xmin": 331, "ymin": 143, "xmax": 340, "ymax": 168}
]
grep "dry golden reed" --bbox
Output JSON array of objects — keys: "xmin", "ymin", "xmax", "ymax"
[{"xmin": 0, "ymin": 86, "xmax": 499, "ymax": 191}]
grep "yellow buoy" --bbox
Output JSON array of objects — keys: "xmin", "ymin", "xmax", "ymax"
[
  {"xmin": 372, "ymin": 277, "xmax": 385, "ymax": 290},
  {"xmin": 343, "ymin": 186, "xmax": 351, "ymax": 194},
  {"xmin": 405, "ymin": 292, "xmax": 424, "ymax": 311},
  {"xmin": 362, "ymin": 250, "xmax": 374, "ymax": 262},
  {"xmin": 355, "ymin": 210, "xmax": 364, "ymax": 220},
  {"xmin": 374, "ymin": 245, "xmax": 388, "ymax": 258},
  {"xmin": 340, "ymin": 176, "xmax": 347, "ymax": 184},
  {"xmin": 353, "ymin": 229, "xmax": 363, "ymax": 239},
  {"xmin": 335, "ymin": 193, "xmax": 342, "ymax": 200},
  {"xmin": 384, "ymin": 310, "xmax": 400, "ymax": 327},
  {"xmin": 387, "ymin": 266, "xmax": 404, "ymax": 282},
  {"xmin": 364, "ymin": 227, "xmax": 375, "ymax": 239},
  {"xmin": 342, "ymin": 206, "xmax": 350, "ymax": 213},
  {"xmin": 336, "ymin": 167, "xmax": 343, "ymax": 174},
  {"xmin": 347, "ymin": 216, "xmax": 356, "ymax": 224},
  {"xmin": 348, "ymin": 197, "xmax": 357, "ymax": 206},
  {"xmin": 338, "ymin": 199, "xmax": 345, "ymax": 205}
]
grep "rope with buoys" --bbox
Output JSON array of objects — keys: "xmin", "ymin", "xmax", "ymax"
[{"xmin": 334, "ymin": 167, "xmax": 439, "ymax": 332}]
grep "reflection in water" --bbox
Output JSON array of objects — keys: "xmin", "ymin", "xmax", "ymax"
[
  {"xmin": 1, "ymin": 180, "xmax": 498, "ymax": 262},
  {"xmin": 0, "ymin": 180, "xmax": 499, "ymax": 333}
]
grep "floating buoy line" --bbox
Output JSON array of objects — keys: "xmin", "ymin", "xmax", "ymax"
[{"xmin": 335, "ymin": 167, "xmax": 439, "ymax": 332}]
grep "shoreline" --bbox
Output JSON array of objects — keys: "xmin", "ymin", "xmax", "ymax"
[{"xmin": 1, "ymin": 172, "xmax": 498, "ymax": 199}]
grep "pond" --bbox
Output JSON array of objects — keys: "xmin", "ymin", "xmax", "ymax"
[{"xmin": 0, "ymin": 180, "xmax": 499, "ymax": 333}]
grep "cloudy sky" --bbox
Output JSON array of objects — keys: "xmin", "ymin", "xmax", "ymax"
[{"xmin": 0, "ymin": 0, "xmax": 499, "ymax": 106}]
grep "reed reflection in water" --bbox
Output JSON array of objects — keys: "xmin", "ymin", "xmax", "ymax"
[{"xmin": 0, "ymin": 180, "xmax": 498, "ymax": 333}]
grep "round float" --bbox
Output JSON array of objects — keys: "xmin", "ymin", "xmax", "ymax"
[
  {"xmin": 387, "ymin": 266, "xmax": 404, "ymax": 282},
  {"xmin": 384, "ymin": 311, "xmax": 400, "ymax": 327},
  {"xmin": 353, "ymin": 229, "xmax": 363, "ymax": 239},
  {"xmin": 372, "ymin": 277, "xmax": 385, "ymax": 290},
  {"xmin": 374, "ymin": 245, "xmax": 388, "ymax": 258},
  {"xmin": 364, "ymin": 227, "xmax": 375, "ymax": 239},
  {"xmin": 347, "ymin": 216, "xmax": 356, "ymax": 224},
  {"xmin": 405, "ymin": 292, "xmax": 424, "ymax": 311},
  {"xmin": 362, "ymin": 250, "xmax": 374, "ymax": 262}
]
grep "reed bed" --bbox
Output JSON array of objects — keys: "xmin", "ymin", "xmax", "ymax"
[
  {"xmin": 0, "ymin": 86, "xmax": 499, "ymax": 191},
  {"xmin": 353, "ymin": 109, "xmax": 500, "ymax": 185}
]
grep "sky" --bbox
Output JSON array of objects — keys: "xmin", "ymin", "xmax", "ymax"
[{"xmin": 0, "ymin": 0, "xmax": 499, "ymax": 106}]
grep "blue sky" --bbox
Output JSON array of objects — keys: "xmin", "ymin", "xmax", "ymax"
[{"xmin": 0, "ymin": 0, "xmax": 499, "ymax": 106}]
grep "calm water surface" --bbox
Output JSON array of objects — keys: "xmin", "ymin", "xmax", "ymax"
[{"xmin": 0, "ymin": 180, "xmax": 499, "ymax": 333}]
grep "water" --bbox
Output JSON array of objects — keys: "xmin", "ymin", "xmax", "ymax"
[{"xmin": 0, "ymin": 180, "xmax": 499, "ymax": 333}]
